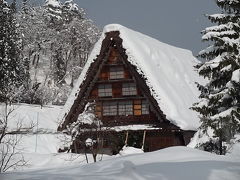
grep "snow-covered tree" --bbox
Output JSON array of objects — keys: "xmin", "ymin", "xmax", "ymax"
[
  {"xmin": 17, "ymin": 0, "xmax": 100, "ymax": 105},
  {"xmin": 64, "ymin": 103, "xmax": 103, "ymax": 162},
  {"xmin": 192, "ymin": 0, "xmax": 240, "ymax": 155},
  {"xmin": 0, "ymin": 0, "xmax": 26, "ymax": 103}
]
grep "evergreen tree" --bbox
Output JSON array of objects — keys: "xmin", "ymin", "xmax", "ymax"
[
  {"xmin": 193, "ymin": 0, "xmax": 240, "ymax": 155},
  {"xmin": 0, "ymin": 0, "xmax": 24, "ymax": 103},
  {"xmin": 44, "ymin": 0, "xmax": 62, "ymax": 29},
  {"xmin": 22, "ymin": 0, "xmax": 30, "ymax": 14}
]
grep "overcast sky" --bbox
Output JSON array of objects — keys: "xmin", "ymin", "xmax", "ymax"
[{"xmin": 31, "ymin": 0, "xmax": 219, "ymax": 55}]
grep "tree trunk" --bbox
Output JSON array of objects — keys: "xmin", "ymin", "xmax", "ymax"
[{"xmin": 93, "ymin": 153, "xmax": 97, "ymax": 163}]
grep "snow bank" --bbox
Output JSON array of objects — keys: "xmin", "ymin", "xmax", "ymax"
[
  {"xmin": 60, "ymin": 24, "xmax": 204, "ymax": 130},
  {"xmin": 2, "ymin": 146, "xmax": 240, "ymax": 180},
  {"xmin": 118, "ymin": 146, "xmax": 144, "ymax": 156}
]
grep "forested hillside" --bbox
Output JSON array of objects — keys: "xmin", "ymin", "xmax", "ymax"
[{"xmin": 1, "ymin": 0, "xmax": 100, "ymax": 106}]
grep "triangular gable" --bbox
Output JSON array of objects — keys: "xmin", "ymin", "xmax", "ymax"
[{"xmin": 58, "ymin": 31, "xmax": 172, "ymax": 130}]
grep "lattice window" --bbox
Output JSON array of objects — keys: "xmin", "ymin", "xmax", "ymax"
[
  {"xmin": 118, "ymin": 101, "xmax": 133, "ymax": 116},
  {"xmin": 109, "ymin": 66, "xmax": 124, "ymax": 79},
  {"xmin": 122, "ymin": 83, "xmax": 137, "ymax": 96},
  {"xmin": 134, "ymin": 100, "xmax": 149, "ymax": 115},
  {"xmin": 134, "ymin": 100, "xmax": 142, "ymax": 116},
  {"xmin": 142, "ymin": 100, "xmax": 149, "ymax": 114},
  {"xmin": 98, "ymin": 84, "xmax": 112, "ymax": 97},
  {"xmin": 103, "ymin": 101, "xmax": 117, "ymax": 116}
]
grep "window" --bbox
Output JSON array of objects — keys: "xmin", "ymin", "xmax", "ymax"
[
  {"xmin": 101, "ymin": 100, "xmax": 149, "ymax": 117},
  {"xmin": 103, "ymin": 101, "xmax": 117, "ymax": 116},
  {"xmin": 95, "ymin": 102, "xmax": 102, "ymax": 117},
  {"xmin": 142, "ymin": 100, "xmax": 149, "ymax": 114},
  {"xmin": 109, "ymin": 48, "xmax": 119, "ymax": 64},
  {"xmin": 133, "ymin": 100, "xmax": 149, "ymax": 115},
  {"xmin": 134, "ymin": 100, "xmax": 142, "ymax": 116},
  {"xmin": 118, "ymin": 101, "xmax": 133, "ymax": 116},
  {"xmin": 110, "ymin": 66, "xmax": 124, "ymax": 79},
  {"xmin": 98, "ymin": 84, "xmax": 112, "ymax": 97},
  {"xmin": 122, "ymin": 83, "xmax": 137, "ymax": 96}
]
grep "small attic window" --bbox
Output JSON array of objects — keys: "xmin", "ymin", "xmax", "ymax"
[
  {"xmin": 109, "ymin": 66, "xmax": 124, "ymax": 79},
  {"xmin": 122, "ymin": 83, "xmax": 137, "ymax": 96},
  {"xmin": 98, "ymin": 84, "xmax": 112, "ymax": 97},
  {"xmin": 109, "ymin": 48, "xmax": 119, "ymax": 64}
]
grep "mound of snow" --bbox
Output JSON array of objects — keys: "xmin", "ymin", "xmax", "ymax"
[
  {"xmin": 119, "ymin": 146, "xmax": 144, "ymax": 156},
  {"xmin": 1, "ymin": 146, "xmax": 240, "ymax": 180}
]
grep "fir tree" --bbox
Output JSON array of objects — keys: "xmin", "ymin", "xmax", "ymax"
[
  {"xmin": 193, "ymin": 0, "xmax": 240, "ymax": 155},
  {"xmin": 0, "ymin": 0, "xmax": 24, "ymax": 103},
  {"xmin": 22, "ymin": 0, "xmax": 30, "ymax": 14}
]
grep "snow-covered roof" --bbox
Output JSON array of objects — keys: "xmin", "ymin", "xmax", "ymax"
[{"xmin": 59, "ymin": 24, "xmax": 204, "ymax": 130}]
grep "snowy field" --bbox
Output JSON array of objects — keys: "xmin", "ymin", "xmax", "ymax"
[
  {"xmin": 1, "ymin": 146, "xmax": 240, "ymax": 180},
  {"xmin": 1, "ymin": 104, "xmax": 240, "ymax": 180}
]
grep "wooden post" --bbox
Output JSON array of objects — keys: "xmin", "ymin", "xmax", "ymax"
[
  {"xmin": 141, "ymin": 130, "xmax": 146, "ymax": 151},
  {"xmin": 125, "ymin": 131, "xmax": 129, "ymax": 146}
]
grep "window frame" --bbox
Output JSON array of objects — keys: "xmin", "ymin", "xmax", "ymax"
[
  {"xmin": 118, "ymin": 101, "xmax": 133, "ymax": 116},
  {"xmin": 122, "ymin": 83, "xmax": 137, "ymax": 96},
  {"xmin": 109, "ymin": 66, "xmax": 124, "ymax": 80},
  {"xmin": 102, "ymin": 101, "xmax": 117, "ymax": 116},
  {"xmin": 141, "ymin": 100, "xmax": 149, "ymax": 115},
  {"xmin": 98, "ymin": 84, "xmax": 112, "ymax": 97}
]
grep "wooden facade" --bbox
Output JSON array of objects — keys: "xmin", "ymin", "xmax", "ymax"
[{"xmin": 58, "ymin": 31, "xmax": 195, "ymax": 154}]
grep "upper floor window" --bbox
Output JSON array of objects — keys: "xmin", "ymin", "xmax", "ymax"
[
  {"xmin": 100, "ymin": 99, "xmax": 149, "ymax": 117},
  {"xmin": 109, "ymin": 66, "xmax": 124, "ymax": 79},
  {"xmin": 122, "ymin": 83, "xmax": 137, "ymax": 96},
  {"xmin": 103, "ymin": 101, "xmax": 117, "ymax": 116},
  {"xmin": 118, "ymin": 101, "xmax": 133, "ymax": 116},
  {"xmin": 134, "ymin": 99, "xmax": 149, "ymax": 115},
  {"xmin": 109, "ymin": 48, "xmax": 119, "ymax": 64},
  {"xmin": 98, "ymin": 84, "xmax": 112, "ymax": 97},
  {"xmin": 142, "ymin": 100, "xmax": 149, "ymax": 114}
]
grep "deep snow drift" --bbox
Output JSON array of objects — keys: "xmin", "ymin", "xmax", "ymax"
[{"xmin": 1, "ymin": 146, "xmax": 240, "ymax": 180}]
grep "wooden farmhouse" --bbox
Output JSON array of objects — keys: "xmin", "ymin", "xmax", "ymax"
[{"xmin": 58, "ymin": 24, "xmax": 202, "ymax": 154}]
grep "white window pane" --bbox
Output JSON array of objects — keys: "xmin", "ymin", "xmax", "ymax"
[
  {"xmin": 110, "ymin": 67, "xmax": 124, "ymax": 79},
  {"xmin": 98, "ymin": 84, "xmax": 112, "ymax": 97},
  {"xmin": 122, "ymin": 83, "xmax": 137, "ymax": 96}
]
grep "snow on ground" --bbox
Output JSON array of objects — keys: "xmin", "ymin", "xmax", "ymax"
[
  {"xmin": 59, "ymin": 24, "xmax": 205, "ymax": 131},
  {"xmin": 1, "ymin": 146, "xmax": 240, "ymax": 180},
  {"xmin": 1, "ymin": 103, "xmax": 240, "ymax": 180},
  {"xmin": 0, "ymin": 103, "xmax": 62, "ymax": 132}
]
